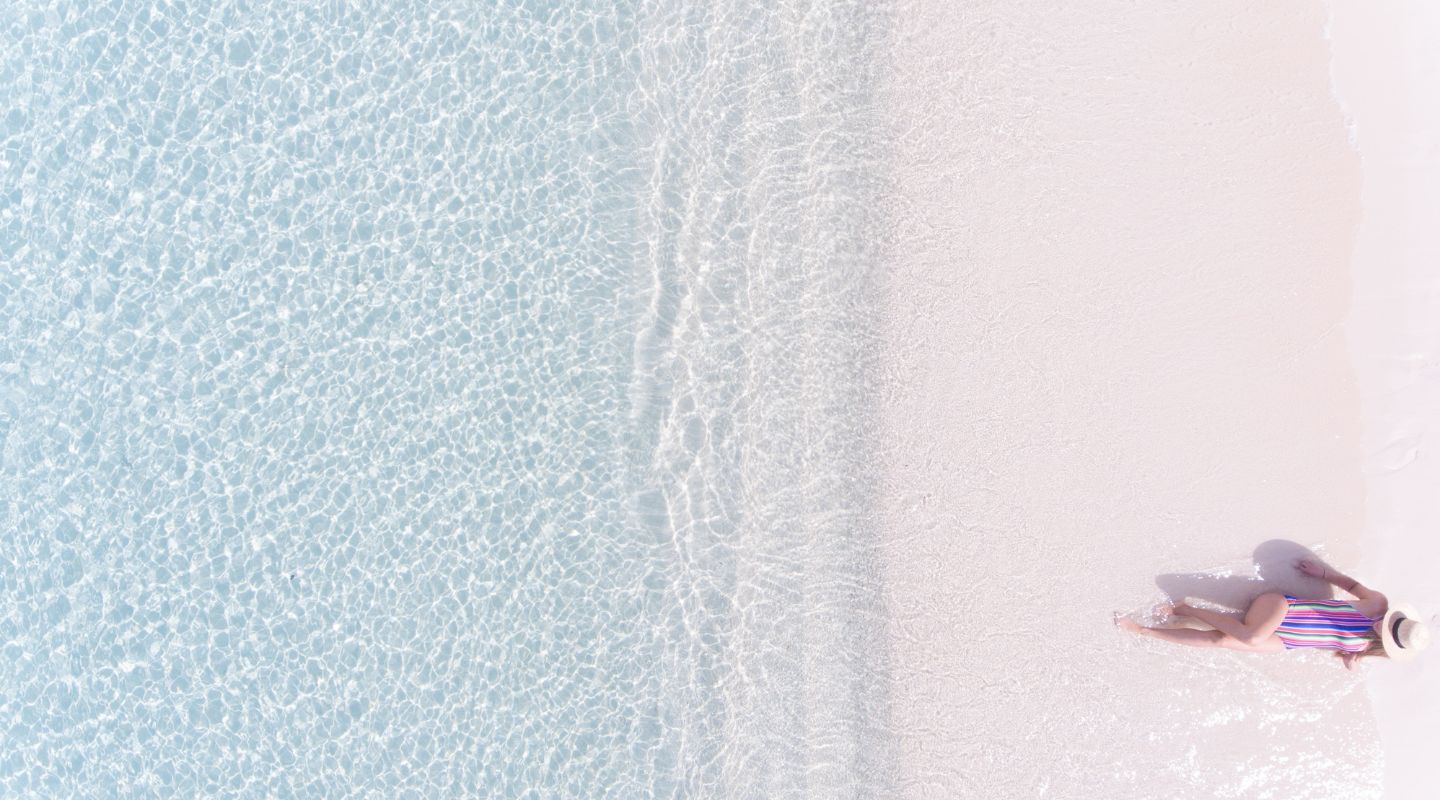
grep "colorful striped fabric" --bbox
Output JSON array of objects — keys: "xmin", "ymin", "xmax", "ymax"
[{"xmin": 1274, "ymin": 596, "xmax": 1379, "ymax": 652}]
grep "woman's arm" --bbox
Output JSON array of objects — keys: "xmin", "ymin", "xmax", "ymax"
[
  {"xmin": 1336, "ymin": 641, "xmax": 1387, "ymax": 670},
  {"xmin": 1297, "ymin": 558, "xmax": 1370, "ymax": 594},
  {"xmin": 1296, "ymin": 559, "xmax": 1388, "ymax": 616}
]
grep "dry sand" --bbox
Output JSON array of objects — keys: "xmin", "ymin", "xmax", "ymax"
[
  {"xmin": 1330, "ymin": 4, "xmax": 1440, "ymax": 798},
  {"xmin": 876, "ymin": 2, "xmax": 1379, "ymax": 797}
]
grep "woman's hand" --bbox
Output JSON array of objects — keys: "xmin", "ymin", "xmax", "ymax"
[
  {"xmin": 1296, "ymin": 558, "xmax": 1327, "ymax": 579},
  {"xmin": 1296, "ymin": 559, "xmax": 1378, "ymax": 607}
]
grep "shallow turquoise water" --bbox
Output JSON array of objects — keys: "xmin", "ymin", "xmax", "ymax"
[{"xmin": 0, "ymin": 1, "xmax": 891, "ymax": 796}]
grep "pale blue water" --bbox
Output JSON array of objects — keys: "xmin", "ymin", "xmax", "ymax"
[{"xmin": 0, "ymin": 1, "xmax": 891, "ymax": 796}]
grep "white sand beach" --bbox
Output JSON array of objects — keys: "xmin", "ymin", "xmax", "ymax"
[
  {"xmin": 877, "ymin": 2, "xmax": 1387, "ymax": 796},
  {"xmin": 1330, "ymin": 3, "xmax": 1440, "ymax": 797},
  {"xmin": 7, "ymin": 1, "xmax": 1436, "ymax": 795}
]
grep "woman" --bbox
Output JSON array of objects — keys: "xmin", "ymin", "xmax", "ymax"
[{"xmin": 1117, "ymin": 559, "xmax": 1432, "ymax": 668}]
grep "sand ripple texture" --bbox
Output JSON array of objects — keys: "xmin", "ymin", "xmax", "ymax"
[{"xmin": 1, "ymin": 1, "xmax": 891, "ymax": 797}]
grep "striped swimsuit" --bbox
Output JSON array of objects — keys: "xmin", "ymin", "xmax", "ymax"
[{"xmin": 1274, "ymin": 596, "xmax": 1379, "ymax": 652}]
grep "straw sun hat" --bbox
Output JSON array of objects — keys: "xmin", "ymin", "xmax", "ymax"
[{"xmin": 1379, "ymin": 603, "xmax": 1432, "ymax": 662}]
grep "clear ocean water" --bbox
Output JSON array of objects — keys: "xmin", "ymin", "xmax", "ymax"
[{"xmin": 1, "ymin": 1, "xmax": 892, "ymax": 796}]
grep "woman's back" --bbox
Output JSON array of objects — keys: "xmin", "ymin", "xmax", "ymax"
[{"xmin": 1273, "ymin": 596, "xmax": 1379, "ymax": 653}]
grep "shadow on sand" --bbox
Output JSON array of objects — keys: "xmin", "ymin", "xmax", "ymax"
[{"xmin": 1155, "ymin": 539, "xmax": 1339, "ymax": 611}]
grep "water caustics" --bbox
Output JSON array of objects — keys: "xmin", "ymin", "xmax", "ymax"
[{"xmin": 0, "ymin": 1, "xmax": 894, "ymax": 796}]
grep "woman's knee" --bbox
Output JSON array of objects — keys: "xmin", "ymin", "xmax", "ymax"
[
  {"xmin": 1244, "ymin": 593, "xmax": 1290, "ymax": 640},
  {"xmin": 1249, "ymin": 592, "xmax": 1289, "ymax": 619}
]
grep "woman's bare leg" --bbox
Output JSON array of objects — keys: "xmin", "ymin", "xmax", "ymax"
[
  {"xmin": 1116, "ymin": 616, "xmax": 1226, "ymax": 648},
  {"xmin": 1174, "ymin": 593, "xmax": 1288, "ymax": 647},
  {"xmin": 1115, "ymin": 614, "xmax": 1283, "ymax": 653}
]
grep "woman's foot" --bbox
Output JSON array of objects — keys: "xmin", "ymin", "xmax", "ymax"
[
  {"xmin": 1114, "ymin": 613, "xmax": 1144, "ymax": 635},
  {"xmin": 1155, "ymin": 602, "xmax": 1191, "ymax": 621}
]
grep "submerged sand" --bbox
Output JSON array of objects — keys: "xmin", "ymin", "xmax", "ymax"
[{"xmin": 876, "ymin": 2, "xmax": 1378, "ymax": 797}]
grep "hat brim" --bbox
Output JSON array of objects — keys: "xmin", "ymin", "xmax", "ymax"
[{"xmin": 1380, "ymin": 603, "xmax": 1422, "ymax": 662}]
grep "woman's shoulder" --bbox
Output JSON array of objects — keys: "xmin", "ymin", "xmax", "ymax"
[{"xmin": 1352, "ymin": 593, "xmax": 1389, "ymax": 620}]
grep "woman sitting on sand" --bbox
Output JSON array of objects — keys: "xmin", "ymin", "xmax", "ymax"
[{"xmin": 1118, "ymin": 559, "xmax": 1431, "ymax": 669}]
